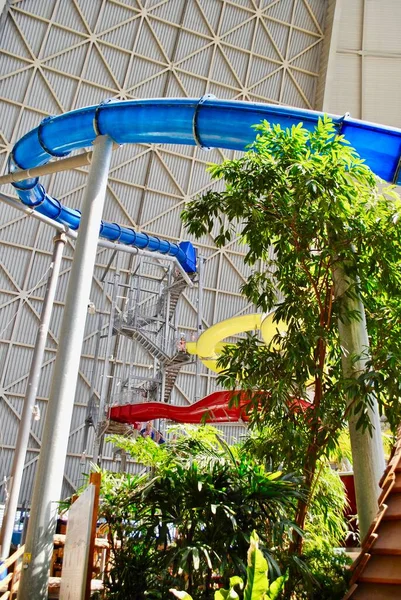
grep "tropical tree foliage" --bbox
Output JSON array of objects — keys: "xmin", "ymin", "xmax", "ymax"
[
  {"xmin": 100, "ymin": 427, "xmax": 302, "ymax": 599},
  {"xmin": 181, "ymin": 117, "xmax": 401, "ymax": 550},
  {"xmin": 243, "ymin": 429, "xmax": 348, "ymax": 551}
]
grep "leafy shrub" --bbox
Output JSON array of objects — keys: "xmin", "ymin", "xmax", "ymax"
[
  {"xmin": 289, "ymin": 547, "xmax": 352, "ymax": 599},
  {"xmin": 170, "ymin": 531, "xmax": 287, "ymax": 600},
  {"xmin": 101, "ymin": 428, "xmax": 301, "ymax": 599}
]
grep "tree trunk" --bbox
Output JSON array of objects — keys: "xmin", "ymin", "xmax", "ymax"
[{"xmin": 290, "ymin": 448, "xmax": 318, "ymax": 555}]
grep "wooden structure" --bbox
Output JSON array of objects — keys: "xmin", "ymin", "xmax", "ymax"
[
  {"xmin": 0, "ymin": 537, "xmax": 107, "ymax": 600},
  {"xmin": 0, "ymin": 546, "xmax": 25, "ymax": 599},
  {"xmin": 59, "ymin": 472, "xmax": 101, "ymax": 600},
  {"xmin": 0, "ymin": 473, "xmax": 105, "ymax": 599},
  {"xmin": 345, "ymin": 431, "xmax": 401, "ymax": 598}
]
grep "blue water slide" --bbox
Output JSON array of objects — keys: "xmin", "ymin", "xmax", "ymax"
[{"xmin": 9, "ymin": 97, "xmax": 401, "ymax": 273}]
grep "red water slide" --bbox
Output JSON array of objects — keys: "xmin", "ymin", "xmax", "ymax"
[
  {"xmin": 109, "ymin": 391, "xmax": 250, "ymax": 424},
  {"xmin": 109, "ymin": 391, "xmax": 311, "ymax": 425}
]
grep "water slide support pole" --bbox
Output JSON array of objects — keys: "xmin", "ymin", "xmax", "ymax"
[
  {"xmin": 81, "ymin": 272, "xmax": 109, "ymax": 463},
  {"xmin": 17, "ymin": 135, "xmax": 113, "ymax": 600},
  {"xmin": 0, "ymin": 149, "xmax": 112, "ymax": 187},
  {"xmin": 0, "ymin": 233, "xmax": 66, "ymax": 562},
  {"xmin": 124, "ymin": 269, "xmax": 138, "ymax": 392},
  {"xmin": 333, "ymin": 266, "xmax": 385, "ymax": 540},
  {"xmin": 165, "ymin": 264, "xmax": 172, "ymax": 354},
  {"xmin": 160, "ymin": 264, "xmax": 172, "ymax": 403}
]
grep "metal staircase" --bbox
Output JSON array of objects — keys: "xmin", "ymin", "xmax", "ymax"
[
  {"xmin": 110, "ymin": 263, "xmax": 197, "ymax": 405},
  {"xmin": 115, "ymin": 326, "xmax": 193, "ymax": 403},
  {"xmin": 116, "ymin": 324, "xmax": 170, "ymax": 364},
  {"xmin": 84, "ymin": 254, "xmax": 202, "ymax": 467},
  {"xmin": 165, "ymin": 274, "xmax": 189, "ymax": 321},
  {"xmin": 164, "ymin": 352, "xmax": 192, "ymax": 403}
]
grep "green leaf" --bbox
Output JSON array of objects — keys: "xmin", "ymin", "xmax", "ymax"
[
  {"xmin": 229, "ymin": 576, "xmax": 244, "ymax": 590},
  {"xmin": 214, "ymin": 574, "xmax": 244, "ymax": 600},
  {"xmin": 243, "ymin": 531, "xmax": 269, "ymax": 600},
  {"xmin": 267, "ymin": 571, "xmax": 288, "ymax": 600},
  {"xmin": 192, "ymin": 547, "xmax": 200, "ymax": 571},
  {"xmin": 170, "ymin": 590, "xmax": 193, "ymax": 600}
]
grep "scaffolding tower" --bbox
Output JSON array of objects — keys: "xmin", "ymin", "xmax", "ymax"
[{"xmin": 81, "ymin": 251, "xmax": 202, "ymax": 463}]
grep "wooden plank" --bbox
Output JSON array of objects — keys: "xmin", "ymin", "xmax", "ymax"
[
  {"xmin": 10, "ymin": 559, "xmax": 22, "ymax": 595},
  {"xmin": 343, "ymin": 583, "xmax": 358, "ymax": 599},
  {"xmin": 371, "ymin": 521, "xmax": 401, "ymax": 555},
  {"xmin": 0, "ymin": 546, "xmax": 25, "ymax": 573},
  {"xmin": 383, "ymin": 493, "xmax": 401, "ymax": 520},
  {"xmin": 394, "ymin": 473, "xmax": 401, "ymax": 493},
  {"xmin": 350, "ymin": 582, "xmax": 401, "ymax": 599},
  {"xmin": 59, "ymin": 484, "xmax": 96, "ymax": 600},
  {"xmin": 53, "ymin": 533, "xmax": 110, "ymax": 549},
  {"xmin": 394, "ymin": 453, "xmax": 401, "ymax": 472},
  {"xmin": 360, "ymin": 555, "xmax": 401, "ymax": 584},
  {"xmin": 85, "ymin": 472, "xmax": 101, "ymax": 600},
  {"xmin": 49, "ymin": 577, "xmax": 104, "ymax": 592},
  {"xmin": 378, "ymin": 476, "xmax": 395, "ymax": 506},
  {"xmin": 0, "ymin": 574, "xmax": 12, "ymax": 588},
  {"xmin": 350, "ymin": 553, "xmax": 371, "ymax": 587},
  {"xmin": 360, "ymin": 505, "xmax": 387, "ymax": 547}
]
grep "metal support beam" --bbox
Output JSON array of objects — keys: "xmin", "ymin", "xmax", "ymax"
[
  {"xmin": 0, "ymin": 192, "xmax": 194, "ymax": 287},
  {"xmin": 17, "ymin": 135, "xmax": 113, "ymax": 600},
  {"xmin": 81, "ymin": 252, "xmax": 118, "ymax": 462},
  {"xmin": 195, "ymin": 255, "xmax": 204, "ymax": 401},
  {"xmin": 0, "ymin": 233, "xmax": 66, "ymax": 562},
  {"xmin": 92, "ymin": 254, "xmax": 121, "ymax": 465},
  {"xmin": 0, "ymin": 148, "xmax": 118, "ymax": 187}
]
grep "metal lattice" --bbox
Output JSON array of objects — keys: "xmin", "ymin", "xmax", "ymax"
[{"xmin": 0, "ymin": 0, "xmax": 328, "ymax": 501}]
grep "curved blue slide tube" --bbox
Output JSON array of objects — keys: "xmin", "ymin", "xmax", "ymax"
[{"xmin": 9, "ymin": 97, "xmax": 401, "ymax": 273}]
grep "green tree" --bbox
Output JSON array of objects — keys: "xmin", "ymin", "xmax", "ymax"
[{"xmin": 182, "ymin": 117, "xmax": 401, "ymax": 549}]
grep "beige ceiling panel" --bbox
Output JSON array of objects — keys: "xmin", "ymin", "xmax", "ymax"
[
  {"xmin": 327, "ymin": 52, "xmax": 361, "ymax": 117},
  {"xmin": 364, "ymin": 0, "xmax": 401, "ymax": 54},
  {"xmin": 325, "ymin": 0, "xmax": 401, "ymax": 130},
  {"xmin": 364, "ymin": 56, "xmax": 401, "ymax": 128},
  {"xmin": 337, "ymin": 0, "xmax": 362, "ymax": 52}
]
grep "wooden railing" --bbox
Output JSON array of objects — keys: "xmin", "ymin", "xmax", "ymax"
[
  {"xmin": 0, "ymin": 534, "xmax": 109, "ymax": 600},
  {"xmin": 0, "ymin": 544, "xmax": 25, "ymax": 599}
]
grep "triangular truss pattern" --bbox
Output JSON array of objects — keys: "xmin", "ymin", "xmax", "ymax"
[{"xmin": 0, "ymin": 0, "xmax": 328, "ymax": 499}]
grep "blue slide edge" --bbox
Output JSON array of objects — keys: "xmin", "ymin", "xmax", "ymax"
[{"xmin": 9, "ymin": 97, "xmax": 401, "ymax": 274}]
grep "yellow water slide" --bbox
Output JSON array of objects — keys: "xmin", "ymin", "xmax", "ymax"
[{"xmin": 186, "ymin": 312, "xmax": 287, "ymax": 373}]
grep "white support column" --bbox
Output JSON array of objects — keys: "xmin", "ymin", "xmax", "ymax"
[
  {"xmin": 0, "ymin": 233, "xmax": 66, "ymax": 562},
  {"xmin": 17, "ymin": 135, "xmax": 113, "ymax": 600},
  {"xmin": 195, "ymin": 255, "xmax": 204, "ymax": 401},
  {"xmin": 334, "ymin": 267, "xmax": 385, "ymax": 540}
]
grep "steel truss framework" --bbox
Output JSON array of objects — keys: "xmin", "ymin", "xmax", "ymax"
[{"xmin": 0, "ymin": 0, "xmax": 328, "ymax": 502}]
